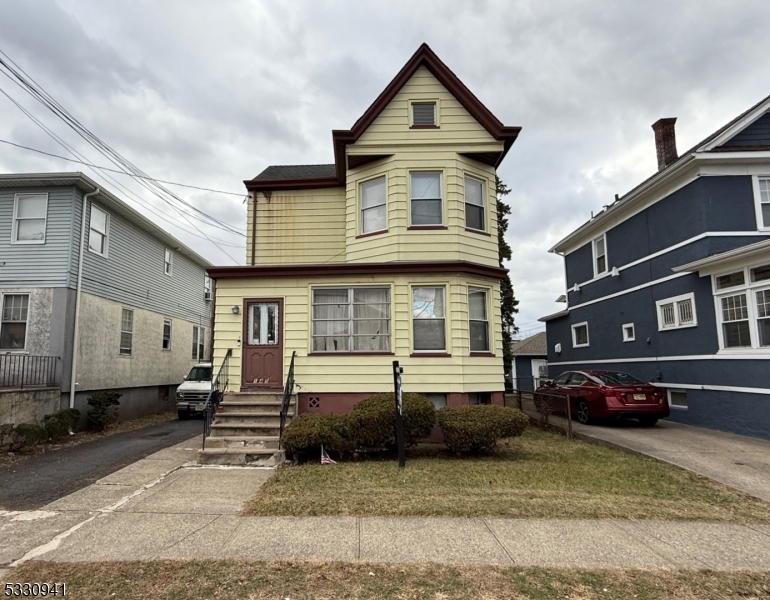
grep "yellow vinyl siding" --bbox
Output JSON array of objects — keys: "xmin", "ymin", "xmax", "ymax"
[
  {"xmin": 212, "ymin": 273, "xmax": 503, "ymax": 394},
  {"xmin": 249, "ymin": 187, "xmax": 346, "ymax": 265}
]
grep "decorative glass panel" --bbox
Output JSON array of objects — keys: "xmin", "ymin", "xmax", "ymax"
[
  {"xmin": 249, "ymin": 303, "xmax": 279, "ymax": 345},
  {"xmin": 660, "ymin": 303, "xmax": 676, "ymax": 327},
  {"xmin": 678, "ymin": 299, "xmax": 694, "ymax": 324}
]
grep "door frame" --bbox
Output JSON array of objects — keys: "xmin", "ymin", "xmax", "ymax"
[{"xmin": 241, "ymin": 297, "xmax": 284, "ymax": 390}]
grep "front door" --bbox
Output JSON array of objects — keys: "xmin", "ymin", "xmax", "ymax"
[{"xmin": 242, "ymin": 299, "xmax": 283, "ymax": 389}]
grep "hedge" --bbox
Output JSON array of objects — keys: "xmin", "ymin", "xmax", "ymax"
[
  {"xmin": 43, "ymin": 409, "xmax": 81, "ymax": 440},
  {"xmin": 437, "ymin": 405, "xmax": 528, "ymax": 454},
  {"xmin": 348, "ymin": 392, "xmax": 435, "ymax": 451},
  {"xmin": 280, "ymin": 413, "xmax": 353, "ymax": 460}
]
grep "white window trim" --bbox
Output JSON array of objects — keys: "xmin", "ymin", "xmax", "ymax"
[
  {"xmin": 667, "ymin": 389, "xmax": 688, "ymax": 410},
  {"xmin": 0, "ymin": 292, "xmax": 30, "ymax": 352},
  {"xmin": 622, "ymin": 322, "xmax": 635, "ymax": 342},
  {"xmin": 119, "ymin": 308, "xmax": 133, "ymax": 357},
  {"xmin": 408, "ymin": 98, "xmax": 440, "ymax": 127},
  {"xmin": 655, "ymin": 292, "xmax": 698, "ymax": 331},
  {"xmin": 164, "ymin": 248, "xmax": 173, "ymax": 276},
  {"xmin": 162, "ymin": 318, "xmax": 172, "ymax": 351},
  {"xmin": 359, "ymin": 174, "xmax": 388, "ymax": 235},
  {"xmin": 463, "ymin": 174, "xmax": 486, "ymax": 232},
  {"xmin": 592, "ymin": 233, "xmax": 608, "ymax": 277},
  {"xmin": 468, "ymin": 286, "xmax": 490, "ymax": 353},
  {"xmin": 408, "ymin": 170, "xmax": 444, "ymax": 227},
  {"xmin": 12, "ymin": 193, "xmax": 48, "ymax": 245},
  {"xmin": 571, "ymin": 321, "xmax": 590, "ymax": 348},
  {"xmin": 710, "ymin": 261, "xmax": 770, "ymax": 352},
  {"xmin": 410, "ymin": 284, "xmax": 448, "ymax": 353},
  {"xmin": 752, "ymin": 175, "xmax": 770, "ymax": 231},
  {"xmin": 87, "ymin": 203, "xmax": 110, "ymax": 258},
  {"xmin": 192, "ymin": 326, "xmax": 206, "ymax": 361}
]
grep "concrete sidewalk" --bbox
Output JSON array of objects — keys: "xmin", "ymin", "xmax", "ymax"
[
  {"xmin": 2, "ymin": 436, "xmax": 770, "ymax": 572},
  {"xmin": 529, "ymin": 411, "xmax": 770, "ymax": 503}
]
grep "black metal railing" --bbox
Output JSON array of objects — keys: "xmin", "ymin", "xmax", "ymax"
[
  {"xmin": 279, "ymin": 351, "xmax": 296, "ymax": 445},
  {"xmin": 504, "ymin": 376, "xmax": 573, "ymax": 438},
  {"xmin": 0, "ymin": 355, "xmax": 60, "ymax": 389},
  {"xmin": 202, "ymin": 348, "xmax": 232, "ymax": 450}
]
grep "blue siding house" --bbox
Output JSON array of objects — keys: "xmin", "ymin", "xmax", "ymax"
[
  {"xmin": 510, "ymin": 332, "xmax": 548, "ymax": 392},
  {"xmin": 541, "ymin": 97, "xmax": 770, "ymax": 440},
  {"xmin": 0, "ymin": 172, "xmax": 212, "ymax": 422}
]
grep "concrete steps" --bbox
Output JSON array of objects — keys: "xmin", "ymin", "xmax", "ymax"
[{"xmin": 198, "ymin": 391, "xmax": 295, "ymax": 466}]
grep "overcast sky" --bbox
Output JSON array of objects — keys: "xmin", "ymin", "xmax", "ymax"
[{"xmin": 2, "ymin": 0, "xmax": 770, "ymax": 336}]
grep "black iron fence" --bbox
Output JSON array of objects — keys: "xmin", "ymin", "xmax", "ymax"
[
  {"xmin": 202, "ymin": 348, "xmax": 232, "ymax": 449},
  {"xmin": 0, "ymin": 354, "xmax": 60, "ymax": 389},
  {"xmin": 505, "ymin": 376, "xmax": 573, "ymax": 438}
]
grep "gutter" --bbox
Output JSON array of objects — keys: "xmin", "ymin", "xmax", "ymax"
[{"xmin": 70, "ymin": 186, "xmax": 100, "ymax": 409}]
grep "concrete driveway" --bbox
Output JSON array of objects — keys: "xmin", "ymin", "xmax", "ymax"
[{"xmin": 539, "ymin": 414, "xmax": 770, "ymax": 504}]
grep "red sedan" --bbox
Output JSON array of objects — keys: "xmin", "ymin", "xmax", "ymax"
[{"xmin": 535, "ymin": 370, "xmax": 670, "ymax": 426}]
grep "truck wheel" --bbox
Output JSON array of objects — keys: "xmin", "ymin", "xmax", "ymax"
[{"xmin": 178, "ymin": 410, "xmax": 190, "ymax": 420}]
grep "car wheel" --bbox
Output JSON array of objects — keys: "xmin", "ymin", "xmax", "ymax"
[
  {"xmin": 177, "ymin": 410, "xmax": 191, "ymax": 420},
  {"xmin": 638, "ymin": 416, "xmax": 658, "ymax": 427},
  {"xmin": 576, "ymin": 400, "xmax": 591, "ymax": 425}
]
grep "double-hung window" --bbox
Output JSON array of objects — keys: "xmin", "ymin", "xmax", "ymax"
[
  {"xmin": 412, "ymin": 287, "xmax": 446, "ymax": 352},
  {"xmin": 756, "ymin": 177, "xmax": 770, "ymax": 229},
  {"xmin": 360, "ymin": 176, "xmax": 386, "ymax": 234},
  {"xmin": 712, "ymin": 264, "xmax": 770, "ymax": 350},
  {"xmin": 1, "ymin": 294, "xmax": 29, "ymax": 350},
  {"xmin": 164, "ymin": 249, "xmax": 173, "ymax": 276},
  {"xmin": 120, "ymin": 309, "xmax": 133, "ymax": 356},
  {"xmin": 13, "ymin": 193, "xmax": 48, "ymax": 244},
  {"xmin": 162, "ymin": 318, "xmax": 172, "ymax": 350},
  {"xmin": 88, "ymin": 204, "xmax": 109, "ymax": 256},
  {"xmin": 410, "ymin": 172, "xmax": 442, "ymax": 226},
  {"xmin": 721, "ymin": 293, "xmax": 752, "ymax": 348},
  {"xmin": 464, "ymin": 176, "xmax": 485, "ymax": 231},
  {"xmin": 468, "ymin": 288, "xmax": 489, "ymax": 352},
  {"xmin": 312, "ymin": 288, "xmax": 390, "ymax": 352},
  {"xmin": 592, "ymin": 234, "xmax": 607, "ymax": 276},
  {"xmin": 192, "ymin": 326, "xmax": 206, "ymax": 360},
  {"xmin": 656, "ymin": 293, "xmax": 697, "ymax": 330}
]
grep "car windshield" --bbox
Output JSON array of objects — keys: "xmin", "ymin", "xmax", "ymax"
[
  {"xmin": 592, "ymin": 372, "xmax": 648, "ymax": 386},
  {"xmin": 186, "ymin": 366, "xmax": 212, "ymax": 381}
]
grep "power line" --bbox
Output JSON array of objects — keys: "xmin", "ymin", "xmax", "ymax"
[{"xmin": 0, "ymin": 138, "xmax": 246, "ymax": 197}]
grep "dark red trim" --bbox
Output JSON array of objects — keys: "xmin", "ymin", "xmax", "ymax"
[
  {"xmin": 241, "ymin": 297, "xmax": 284, "ymax": 390},
  {"xmin": 308, "ymin": 352, "xmax": 395, "ymax": 356},
  {"xmin": 469, "ymin": 351, "xmax": 495, "ymax": 357},
  {"xmin": 407, "ymin": 225, "xmax": 448, "ymax": 231},
  {"xmin": 410, "ymin": 352, "xmax": 452, "ymax": 358},
  {"xmin": 208, "ymin": 260, "xmax": 507, "ymax": 280},
  {"xmin": 250, "ymin": 195, "xmax": 256, "ymax": 265},
  {"xmin": 245, "ymin": 44, "xmax": 520, "ymax": 193},
  {"xmin": 464, "ymin": 228, "xmax": 491, "ymax": 236},
  {"xmin": 209, "ymin": 279, "xmax": 216, "ymax": 359},
  {"xmin": 355, "ymin": 230, "xmax": 388, "ymax": 239},
  {"xmin": 410, "ymin": 125, "xmax": 440, "ymax": 130}
]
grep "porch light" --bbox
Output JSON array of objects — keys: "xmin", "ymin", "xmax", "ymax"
[{"xmin": 231, "ymin": 305, "xmax": 240, "ymax": 314}]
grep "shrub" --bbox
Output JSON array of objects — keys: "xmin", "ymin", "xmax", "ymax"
[
  {"xmin": 437, "ymin": 405, "xmax": 528, "ymax": 454},
  {"xmin": 43, "ymin": 409, "xmax": 81, "ymax": 440},
  {"xmin": 349, "ymin": 392, "xmax": 436, "ymax": 451},
  {"xmin": 281, "ymin": 413, "xmax": 353, "ymax": 460},
  {"xmin": 87, "ymin": 391, "xmax": 122, "ymax": 431},
  {"xmin": 0, "ymin": 423, "xmax": 15, "ymax": 449},
  {"xmin": 11, "ymin": 423, "xmax": 47, "ymax": 450}
]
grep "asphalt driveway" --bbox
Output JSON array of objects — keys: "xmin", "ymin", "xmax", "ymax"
[{"xmin": 0, "ymin": 418, "xmax": 200, "ymax": 511}]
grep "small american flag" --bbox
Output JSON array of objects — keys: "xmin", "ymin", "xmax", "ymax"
[{"xmin": 320, "ymin": 444, "xmax": 337, "ymax": 465}]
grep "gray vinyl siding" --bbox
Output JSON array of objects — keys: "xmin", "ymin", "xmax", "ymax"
[
  {"xmin": 79, "ymin": 197, "xmax": 210, "ymax": 327},
  {"xmin": 720, "ymin": 112, "xmax": 770, "ymax": 147},
  {"xmin": 0, "ymin": 187, "xmax": 76, "ymax": 287}
]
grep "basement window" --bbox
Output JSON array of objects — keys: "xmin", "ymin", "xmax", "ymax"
[{"xmin": 668, "ymin": 389, "xmax": 688, "ymax": 409}]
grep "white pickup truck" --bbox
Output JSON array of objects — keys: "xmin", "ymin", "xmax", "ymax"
[{"xmin": 175, "ymin": 362, "xmax": 213, "ymax": 419}]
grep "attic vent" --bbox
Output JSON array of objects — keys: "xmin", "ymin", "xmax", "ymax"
[{"xmin": 412, "ymin": 102, "xmax": 436, "ymax": 127}]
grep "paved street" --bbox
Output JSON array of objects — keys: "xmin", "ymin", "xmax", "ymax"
[
  {"xmin": 0, "ymin": 418, "xmax": 200, "ymax": 511},
  {"xmin": 2, "ymin": 435, "xmax": 770, "ymax": 572}
]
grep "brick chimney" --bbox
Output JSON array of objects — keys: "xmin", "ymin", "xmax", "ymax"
[{"xmin": 652, "ymin": 118, "xmax": 678, "ymax": 171}]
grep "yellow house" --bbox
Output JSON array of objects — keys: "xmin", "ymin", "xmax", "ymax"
[{"xmin": 208, "ymin": 44, "xmax": 520, "ymax": 416}]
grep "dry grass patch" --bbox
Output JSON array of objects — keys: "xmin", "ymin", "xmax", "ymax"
[
  {"xmin": 4, "ymin": 560, "xmax": 770, "ymax": 600},
  {"xmin": 245, "ymin": 428, "xmax": 770, "ymax": 523}
]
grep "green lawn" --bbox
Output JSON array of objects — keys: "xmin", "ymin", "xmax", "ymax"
[
  {"xmin": 6, "ymin": 560, "xmax": 770, "ymax": 600},
  {"xmin": 244, "ymin": 428, "xmax": 770, "ymax": 522}
]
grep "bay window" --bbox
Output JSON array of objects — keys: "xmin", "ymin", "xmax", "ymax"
[
  {"xmin": 412, "ymin": 287, "xmax": 446, "ymax": 351},
  {"xmin": 410, "ymin": 172, "xmax": 442, "ymax": 226},
  {"xmin": 713, "ymin": 263, "xmax": 770, "ymax": 350},
  {"xmin": 468, "ymin": 288, "xmax": 489, "ymax": 352},
  {"xmin": 360, "ymin": 176, "xmax": 386, "ymax": 234}
]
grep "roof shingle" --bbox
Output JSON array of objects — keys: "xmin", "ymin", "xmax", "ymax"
[
  {"xmin": 252, "ymin": 164, "xmax": 336, "ymax": 181},
  {"xmin": 510, "ymin": 332, "xmax": 547, "ymax": 356}
]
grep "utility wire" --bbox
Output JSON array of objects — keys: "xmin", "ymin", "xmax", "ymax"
[
  {"xmin": 0, "ymin": 138, "xmax": 245, "ymax": 198},
  {"xmin": 0, "ymin": 49, "xmax": 245, "ymax": 259}
]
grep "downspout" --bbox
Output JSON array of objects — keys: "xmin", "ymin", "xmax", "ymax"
[
  {"xmin": 250, "ymin": 192, "xmax": 257, "ymax": 265},
  {"xmin": 69, "ymin": 186, "xmax": 100, "ymax": 409}
]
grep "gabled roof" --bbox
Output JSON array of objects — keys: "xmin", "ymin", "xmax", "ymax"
[
  {"xmin": 245, "ymin": 43, "xmax": 520, "ymax": 193},
  {"xmin": 550, "ymin": 91, "xmax": 770, "ymax": 255},
  {"xmin": 510, "ymin": 332, "xmax": 547, "ymax": 356}
]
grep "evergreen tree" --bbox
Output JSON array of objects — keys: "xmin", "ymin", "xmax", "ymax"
[{"xmin": 496, "ymin": 175, "xmax": 519, "ymax": 373}]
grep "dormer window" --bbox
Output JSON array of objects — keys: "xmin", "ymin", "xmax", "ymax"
[{"xmin": 411, "ymin": 101, "xmax": 437, "ymax": 128}]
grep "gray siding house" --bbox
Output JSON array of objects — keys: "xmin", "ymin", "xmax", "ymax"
[
  {"xmin": 0, "ymin": 172, "xmax": 212, "ymax": 420},
  {"xmin": 541, "ymin": 95, "xmax": 770, "ymax": 440}
]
